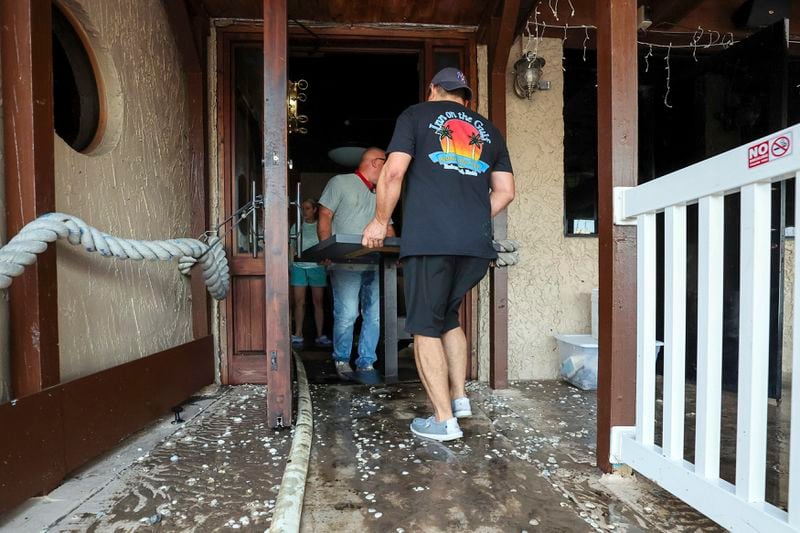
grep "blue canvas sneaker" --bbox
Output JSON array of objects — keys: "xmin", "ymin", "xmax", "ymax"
[{"xmin": 410, "ymin": 416, "xmax": 463, "ymax": 441}]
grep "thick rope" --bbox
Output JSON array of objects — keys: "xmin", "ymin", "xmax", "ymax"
[
  {"xmin": 493, "ymin": 239, "xmax": 521, "ymax": 267},
  {"xmin": 0, "ymin": 212, "xmax": 230, "ymax": 300}
]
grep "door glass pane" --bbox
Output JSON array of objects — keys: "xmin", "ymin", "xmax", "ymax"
[
  {"xmin": 233, "ymin": 46, "xmax": 264, "ymax": 255},
  {"xmin": 433, "ymin": 49, "xmax": 461, "ymax": 74}
]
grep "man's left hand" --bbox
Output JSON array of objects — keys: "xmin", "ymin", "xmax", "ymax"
[{"xmin": 362, "ymin": 218, "xmax": 388, "ymax": 249}]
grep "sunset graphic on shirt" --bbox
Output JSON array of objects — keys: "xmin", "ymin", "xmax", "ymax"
[{"xmin": 429, "ymin": 118, "xmax": 490, "ymax": 176}]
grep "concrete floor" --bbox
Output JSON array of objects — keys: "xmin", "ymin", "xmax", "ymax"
[
  {"xmin": 1, "ymin": 371, "xmax": 737, "ymax": 532},
  {"xmin": 301, "ymin": 379, "xmax": 721, "ymax": 532},
  {"xmin": 0, "ymin": 385, "xmax": 292, "ymax": 532}
]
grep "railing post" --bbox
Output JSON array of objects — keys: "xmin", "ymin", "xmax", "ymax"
[
  {"xmin": 789, "ymin": 172, "xmax": 800, "ymax": 525},
  {"xmin": 735, "ymin": 182, "xmax": 772, "ymax": 503},
  {"xmin": 636, "ymin": 213, "xmax": 656, "ymax": 447},
  {"xmin": 695, "ymin": 195, "xmax": 724, "ymax": 479},
  {"xmin": 663, "ymin": 205, "xmax": 687, "ymax": 461}
]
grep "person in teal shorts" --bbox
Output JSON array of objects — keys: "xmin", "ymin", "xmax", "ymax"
[{"xmin": 290, "ymin": 199, "xmax": 332, "ymax": 348}]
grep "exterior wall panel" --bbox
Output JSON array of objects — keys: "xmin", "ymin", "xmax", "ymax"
[
  {"xmin": 54, "ymin": 0, "xmax": 193, "ymax": 381},
  {"xmin": 479, "ymin": 37, "xmax": 599, "ymax": 380}
]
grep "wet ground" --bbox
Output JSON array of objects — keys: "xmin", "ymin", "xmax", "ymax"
[
  {"xmin": 1, "ymin": 386, "xmax": 292, "ymax": 532},
  {"xmin": 2, "ymin": 364, "xmax": 737, "ymax": 532},
  {"xmin": 301, "ymin": 380, "xmax": 721, "ymax": 532}
]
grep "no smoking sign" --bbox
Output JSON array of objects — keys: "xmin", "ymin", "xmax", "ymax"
[{"xmin": 749, "ymin": 132, "xmax": 793, "ymax": 168}]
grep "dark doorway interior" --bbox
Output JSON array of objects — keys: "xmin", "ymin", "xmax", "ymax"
[{"xmin": 287, "ymin": 49, "xmax": 420, "ymax": 383}]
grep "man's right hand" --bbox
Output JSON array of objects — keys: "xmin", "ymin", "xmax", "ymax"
[{"xmin": 362, "ymin": 217, "xmax": 388, "ymax": 249}]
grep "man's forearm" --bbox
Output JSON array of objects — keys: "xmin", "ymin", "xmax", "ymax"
[
  {"xmin": 375, "ymin": 173, "xmax": 402, "ymax": 226},
  {"xmin": 317, "ymin": 216, "xmax": 332, "ymax": 240},
  {"xmin": 490, "ymin": 191, "xmax": 514, "ymax": 218}
]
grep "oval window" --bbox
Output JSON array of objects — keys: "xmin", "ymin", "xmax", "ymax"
[{"xmin": 52, "ymin": 3, "xmax": 101, "ymax": 152}]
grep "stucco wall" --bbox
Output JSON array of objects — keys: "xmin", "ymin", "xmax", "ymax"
[
  {"xmin": 55, "ymin": 0, "xmax": 193, "ymax": 381},
  {"xmin": 478, "ymin": 37, "xmax": 599, "ymax": 381}
]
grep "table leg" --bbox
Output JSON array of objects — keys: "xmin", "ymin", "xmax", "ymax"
[{"xmin": 382, "ymin": 258, "xmax": 398, "ymax": 383}]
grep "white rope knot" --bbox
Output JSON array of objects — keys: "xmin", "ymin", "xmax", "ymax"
[
  {"xmin": 0, "ymin": 213, "xmax": 230, "ymax": 299},
  {"xmin": 492, "ymin": 239, "xmax": 521, "ymax": 268}
]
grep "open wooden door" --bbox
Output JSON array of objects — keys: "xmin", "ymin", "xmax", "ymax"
[{"xmin": 218, "ymin": 9, "xmax": 291, "ymax": 426}]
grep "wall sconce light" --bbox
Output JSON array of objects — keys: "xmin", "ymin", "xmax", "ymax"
[
  {"xmin": 513, "ymin": 52, "xmax": 551, "ymax": 100},
  {"xmin": 288, "ymin": 79, "xmax": 309, "ymax": 134}
]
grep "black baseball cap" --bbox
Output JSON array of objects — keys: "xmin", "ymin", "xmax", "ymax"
[{"xmin": 430, "ymin": 67, "xmax": 473, "ymax": 101}]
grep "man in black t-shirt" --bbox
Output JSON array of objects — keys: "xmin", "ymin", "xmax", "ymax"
[{"xmin": 362, "ymin": 68, "xmax": 515, "ymax": 441}]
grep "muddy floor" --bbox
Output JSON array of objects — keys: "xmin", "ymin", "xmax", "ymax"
[
  {"xmin": 300, "ymin": 380, "xmax": 721, "ymax": 532},
  {"xmin": 3, "ymin": 378, "xmax": 729, "ymax": 532},
  {"xmin": 40, "ymin": 386, "xmax": 292, "ymax": 532}
]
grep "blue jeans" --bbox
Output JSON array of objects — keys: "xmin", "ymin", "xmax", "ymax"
[{"xmin": 329, "ymin": 268, "xmax": 379, "ymax": 369}]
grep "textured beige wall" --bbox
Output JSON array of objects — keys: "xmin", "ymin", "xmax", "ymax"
[
  {"xmin": 478, "ymin": 37, "xmax": 599, "ymax": 381},
  {"xmin": 55, "ymin": 0, "xmax": 193, "ymax": 381}
]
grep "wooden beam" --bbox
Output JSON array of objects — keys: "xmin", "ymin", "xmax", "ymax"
[
  {"xmin": 487, "ymin": 0, "xmax": 519, "ymax": 390},
  {"xmin": 263, "ymin": 0, "xmax": 292, "ymax": 428},
  {"xmin": 0, "ymin": 337, "xmax": 214, "ymax": 516},
  {"xmin": 164, "ymin": 0, "xmax": 210, "ymax": 339},
  {"xmin": 0, "ymin": 0, "xmax": 59, "ymax": 398},
  {"xmin": 163, "ymin": 0, "xmax": 202, "ymax": 73},
  {"xmin": 595, "ymin": 0, "xmax": 638, "ymax": 473},
  {"xmin": 477, "ymin": 0, "xmax": 502, "ymax": 44},
  {"xmin": 651, "ymin": 0, "xmax": 701, "ymax": 27}
]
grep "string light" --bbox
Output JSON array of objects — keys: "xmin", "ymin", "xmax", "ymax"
[
  {"xmin": 548, "ymin": 0, "xmax": 559, "ymax": 21},
  {"xmin": 664, "ymin": 42, "xmax": 673, "ymax": 108},
  {"xmin": 523, "ymin": 2, "xmax": 750, "ymax": 109},
  {"xmin": 582, "ymin": 26, "xmax": 589, "ymax": 61}
]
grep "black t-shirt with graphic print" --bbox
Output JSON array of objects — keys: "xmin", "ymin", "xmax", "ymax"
[{"xmin": 386, "ymin": 101, "xmax": 513, "ymax": 259}]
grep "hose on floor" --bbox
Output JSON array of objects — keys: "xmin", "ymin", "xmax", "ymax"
[
  {"xmin": 269, "ymin": 352, "xmax": 313, "ymax": 533},
  {"xmin": 0, "ymin": 212, "xmax": 230, "ymax": 299}
]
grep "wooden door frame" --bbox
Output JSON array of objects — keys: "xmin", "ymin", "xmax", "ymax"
[{"xmin": 216, "ymin": 21, "xmax": 482, "ymax": 396}]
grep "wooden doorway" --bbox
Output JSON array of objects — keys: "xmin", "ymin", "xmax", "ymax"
[{"xmin": 217, "ymin": 24, "xmax": 479, "ymax": 386}]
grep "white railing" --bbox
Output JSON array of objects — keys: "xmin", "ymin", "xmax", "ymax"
[{"xmin": 611, "ymin": 124, "xmax": 800, "ymax": 532}]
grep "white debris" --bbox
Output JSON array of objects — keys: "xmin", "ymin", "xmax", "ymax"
[{"xmin": 170, "ymin": 455, "xmax": 179, "ymax": 462}]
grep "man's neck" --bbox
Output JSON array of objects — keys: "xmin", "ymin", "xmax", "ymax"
[{"xmin": 430, "ymin": 95, "xmax": 466, "ymax": 106}]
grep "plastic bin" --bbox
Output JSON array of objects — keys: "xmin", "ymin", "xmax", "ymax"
[
  {"xmin": 555, "ymin": 334, "xmax": 599, "ymax": 390},
  {"xmin": 555, "ymin": 334, "xmax": 664, "ymax": 391}
]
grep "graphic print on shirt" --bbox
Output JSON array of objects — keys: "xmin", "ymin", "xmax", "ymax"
[{"xmin": 428, "ymin": 110, "xmax": 492, "ymax": 176}]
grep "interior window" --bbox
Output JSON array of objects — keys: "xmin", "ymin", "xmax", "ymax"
[{"xmin": 563, "ymin": 48, "xmax": 598, "ymax": 237}]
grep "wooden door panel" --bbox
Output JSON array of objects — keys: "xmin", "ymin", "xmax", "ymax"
[{"xmin": 233, "ymin": 276, "xmax": 266, "ymax": 354}]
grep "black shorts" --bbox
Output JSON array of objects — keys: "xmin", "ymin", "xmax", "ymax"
[{"xmin": 402, "ymin": 255, "xmax": 491, "ymax": 338}]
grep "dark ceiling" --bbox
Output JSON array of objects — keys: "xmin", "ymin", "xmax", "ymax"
[{"xmin": 200, "ymin": 0, "xmax": 491, "ymax": 27}]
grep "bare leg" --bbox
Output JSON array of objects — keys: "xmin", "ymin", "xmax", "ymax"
[
  {"xmin": 442, "ymin": 327, "xmax": 467, "ymax": 400},
  {"xmin": 414, "ymin": 334, "xmax": 454, "ymax": 421},
  {"xmin": 311, "ymin": 286, "xmax": 325, "ymax": 338},
  {"xmin": 292, "ymin": 285, "xmax": 307, "ymax": 337}
]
